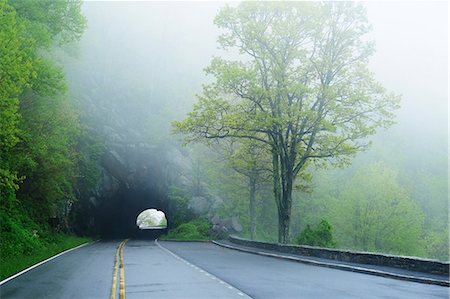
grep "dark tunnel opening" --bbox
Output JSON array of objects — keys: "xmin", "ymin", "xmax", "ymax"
[{"xmin": 96, "ymin": 186, "xmax": 170, "ymax": 239}]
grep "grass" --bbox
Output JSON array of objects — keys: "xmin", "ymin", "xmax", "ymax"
[{"xmin": 0, "ymin": 235, "xmax": 91, "ymax": 281}]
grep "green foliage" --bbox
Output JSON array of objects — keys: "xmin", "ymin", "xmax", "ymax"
[
  {"xmin": 0, "ymin": 200, "xmax": 91, "ymax": 280},
  {"xmin": 330, "ymin": 163, "xmax": 425, "ymax": 256},
  {"xmin": 290, "ymin": 160, "xmax": 448, "ymax": 261},
  {"xmin": 295, "ymin": 219, "xmax": 336, "ymax": 248},
  {"xmin": 0, "ymin": 0, "xmax": 33, "ymax": 199},
  {"xmin": 0, "ymin": 0, "xmax": 33, "ymax": 100},
  {"xmin": 15, "ymin": 94, "xmax": 80, "ymax": 221},
  {"xmin": 421, "ymin": 229, "xmax": 449, "ymax": 261},
  {"xmin": 75, "ymin": 131, "xmax": 105, "ymax": 195},
  {"xmin": 174, "ymin": 2, "xmax": 399, "ymax": 243},
  {"xmin": 0, "ymin": 208, "xmax": 43, "ymax": 257},
  {"xmin": 9, "ymin": 0, "xmax": 86, "ymax": 47},
  {"xmin": 167, "ymin": 185, "xmax": 191, "ymax": 227},
  {"xmin": 68, "ymin": 130, "xmax": 105, "ymax": 235},
  {"xmin": 0, "ymin": 0, "xmax": 87, "ymax": 220},
  {"xmin": 0, "ymin": 0, "xmax": 92, "ymax": 278},
  {"xmin": 161, "ymin": 218, "xmax": 212, "ymax": 241}
]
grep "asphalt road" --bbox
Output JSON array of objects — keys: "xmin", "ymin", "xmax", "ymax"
[
  {"xmin": 0, "ymin": 241, "xmax": 116, "ymax": 299},
  {"xmin": 160, "ymin": 241, "xmax": 449, "ymax": 299},
  {"xmin": 0, "ymin": 240, "xmax": 448, "ymax": 299},
  {"xmin": 0, "ymin": 240, "xmax": 247, "ymax": 299}
]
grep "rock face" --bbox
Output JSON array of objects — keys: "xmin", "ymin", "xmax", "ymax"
[
  {"xmin": 211, "ymin": 215, "xmax": 243, "ymax": 237},
  {"xmin": 92, "ymin": 141, "xmax": 186, "ymax": 236},
  {"xmin": 72, "ymin": 112, "xmax": 240, "ymax": 237},
  {"xmin": 62, "ymin": 12, "xmax": 245, "ymax": 237},
  {"xmin": 66, "ymin": 71, "xmax": 235, "ymax": 237},
  {"xmin": 101, "ymin": 150, "xmax": 130, "ymax": 187},
  {"xmin": 188, "ymin": 196, "xmax": 210, "ymax": 216},
  {"xmin": 84, "ymin": 136, "xmax": 239, "ymax": 237}
]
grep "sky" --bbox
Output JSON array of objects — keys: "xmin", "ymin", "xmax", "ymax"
[
  {"xmin": 76, "ymin": 1, "xmax": 448, "ymax": 146},
  {"xmin": 365, "ymin": 1, "xmax": 448, "ymax": 133}
]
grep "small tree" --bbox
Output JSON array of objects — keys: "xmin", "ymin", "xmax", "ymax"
[
  {"xmin": 332, "ymin": 163, "xmax": 424, "ymax": 255},
  {"xmin": 174, "ymin": 2, "xmax": 399, "ymax": 243},
  {"xmin": 225, "ymin": 140, "xmax": 271, "ymax": 240}
]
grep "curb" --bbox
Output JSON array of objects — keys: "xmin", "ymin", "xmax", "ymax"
[
  {"xmin": 212, "ymin": 241, "xmax": 449, "ymax": 287},
  {"xmin": 0, "ymin": 240, "xmax": 97, "ymax": 286}
]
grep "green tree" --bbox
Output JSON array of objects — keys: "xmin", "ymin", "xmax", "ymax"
[
  {"xmin": 0, "ymin": 0, "xmax": 33, "ymax": 204},
  {"xmin": 167, "ymin": 185, "xmax": 192, "ymax": 227},
  {"xmin": 9, "ymin": 0, "xmax": 85, "ymax": 47},
  {"xmin": 174, "ymin": 2, "xmax": 399, "ymax": 243},
  {"xmin": 331, "ymin": 163, "xmax": 424, "ymax": 256},
  {"xmin": 1, "ymin": 0, "xmax": 86, "ymax": 226},
  {"xmin": 9, "ymin": 0, "xmax": 86, "ymax": 225},
  {"xmin": 1, "ymin": 0, "xmax": 89, "ymax": 276},
  {"xmin": 225, "ymin": 140, "xmax": 271, "ymax": 240}
]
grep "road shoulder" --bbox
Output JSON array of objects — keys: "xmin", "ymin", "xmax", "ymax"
[{"xmin": 213, "ymin": 240, "xmax": 449, "ymax": 287}]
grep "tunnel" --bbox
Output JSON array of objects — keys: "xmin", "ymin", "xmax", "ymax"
[{"xmin": 96, "ymin": 186, "xmax": 170, "ymax": 239}]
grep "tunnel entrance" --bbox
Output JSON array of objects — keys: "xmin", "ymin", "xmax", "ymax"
[{"xmin": 96, "ymin": 186, "xmax": 170, "ymax": 239}]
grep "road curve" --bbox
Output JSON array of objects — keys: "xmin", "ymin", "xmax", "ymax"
[
  {"xmin": 0, "ymin": 240, "xmax": 448, "ymax": 299},
  {"xmin": 160, "ymin": 241, "xmax": 449, "ymax": 299}
]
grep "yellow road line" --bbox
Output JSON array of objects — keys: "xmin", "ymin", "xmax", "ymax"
[
  {"xmin": 110, "ymin": 241, "xmax": 121, "ymax": 299},
  {"xmin": 110, "ymin": 239, "xmax": 128, "ymax": 299},
  {"xmin": 119, "ymin": 239, "xmax": 128, "ymax": 299}
]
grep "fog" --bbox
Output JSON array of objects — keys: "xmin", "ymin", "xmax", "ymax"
[
  {"xmin": 367, "ymin": 1, "xmax": 448, "ymax": 142},
  {"xmin": 61, "ymin": 1, "xmax": 447, "ymax": 257},
  {"xmin": 66, "ymin": 1, "xmax": 448, "ymax": 148}
]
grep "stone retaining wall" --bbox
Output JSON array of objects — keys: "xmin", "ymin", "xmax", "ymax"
[{"xmin": 229, "ymin": 236, "xmax": 449, "ymax": 276}]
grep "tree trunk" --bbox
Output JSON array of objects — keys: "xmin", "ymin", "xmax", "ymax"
[
  {"xmin": 278, "ymin": 174, "xmax": 293, "ymax": 244},
  {"xmin": 277, "ymin": 149, "xmax": 295, "ymax": 244},
  {"xmin": 278, "ymin": 208, "xmax": 291, "ymax": 244},
  {"xmin": 271, "ymin": 150, "xmax": 283, "ymax": 242},
  {"xmin": 271, "ymin": 144, "xmax": 295, "ymax": 244},
  {"xmin": 249, "ymin": 176, "xmax": 256, "ymax": 240}
]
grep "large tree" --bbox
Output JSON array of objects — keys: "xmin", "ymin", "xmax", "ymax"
[{"xmin": 174, "ymin": 2, "xmax": 399, "ymax": 243}]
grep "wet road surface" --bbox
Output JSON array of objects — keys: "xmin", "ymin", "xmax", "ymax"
[
  {"xmin": 160, "ymin": 241, "xmax": 449, "ymax": 299},
  {"xmin": 0, "ymin": 240, "xmax": 448, "ymax": 298},
  {"xmin": 0, "ymin": 240, "xmax": 247, "ymax": 299}
]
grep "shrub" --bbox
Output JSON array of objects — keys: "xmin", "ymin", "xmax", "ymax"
[
  {"xmin": 0, "ymin": 207, "xmax": 90, "ymax": 280},
  {"xmin": 161, "ymin": 218, "xmax": 212, "ymax": 241},
  {"xmin": 295, "ymin": 219, "xmax": 336, "ymax": 248}
]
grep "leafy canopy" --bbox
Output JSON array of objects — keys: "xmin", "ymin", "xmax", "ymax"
[{"xmin": 175, "ymin": 1, "xmax": 399, "ymax": 172}]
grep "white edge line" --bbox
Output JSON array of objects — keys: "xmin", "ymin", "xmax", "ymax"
[
  {"xmin": 0, "ymin": 240, "xmax": 97, "ymax": 286},
  {"xmin": 212, "ymin": 241, "xmax": 450, "ymax": 287},
  {"xmin": 155, "ymin": 239, "xmax": 253, "ymax": 298}
]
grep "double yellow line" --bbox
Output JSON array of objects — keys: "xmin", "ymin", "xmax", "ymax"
[{"xmin": 110, "ymin": 239, "xmax": 128, "ymax": 299}]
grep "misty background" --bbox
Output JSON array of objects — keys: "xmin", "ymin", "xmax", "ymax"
[{"xmin": 60, "ymin": 1, "xmax": 448, "ymax": 259}]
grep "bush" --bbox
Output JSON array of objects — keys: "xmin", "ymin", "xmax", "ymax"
[
  {"xmin": 167, "ymin": 186, "xmax": 191, "ymax": 227},
  {"xmin": 0, "ymin": 207, "xmax": 90, "ymax": 280},
  {"xmin": 0, "ymin": 208, "xmax": 43, "ymax": 257},
  {"xmin": 161, "ymin": 218, "xmax": 212, "ymax": 241},
  {"xmin": 295, "ymin": 219, "xmax": 336, "ymax": 248}
]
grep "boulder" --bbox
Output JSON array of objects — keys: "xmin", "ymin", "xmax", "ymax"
[
  {"xmin": 210, "ymin": 215, "xmax": 243, "ymax": 237},
  {"xmin": 188, "ymin": 196, "xmax": 210, "ymax": 216}
]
